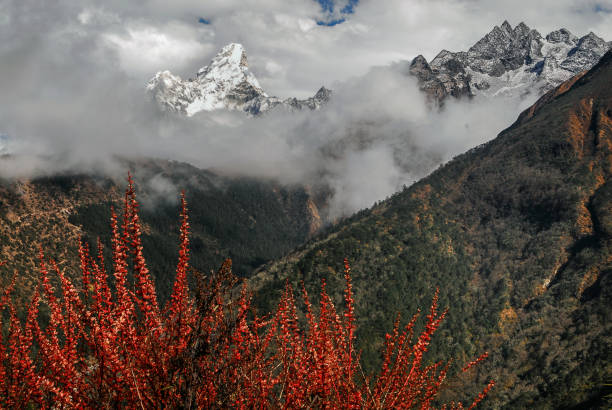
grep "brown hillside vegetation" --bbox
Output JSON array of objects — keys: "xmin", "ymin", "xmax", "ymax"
[{"xmin": 0, "ymin": 177, "xmax": 121, "ymax": 304}]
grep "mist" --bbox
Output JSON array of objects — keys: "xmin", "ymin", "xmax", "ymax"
[
  {"xmin": 0, "ymin": 60, "xmax": 535, "ymax": 218},
  {"xmin": 0, "ymin": 0, "xmax": 542, "ymax": 219}
]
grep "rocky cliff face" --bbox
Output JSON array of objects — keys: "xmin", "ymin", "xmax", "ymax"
[
  {"xmin": 147, "ymin": 43, "xmax": 330, "ymax": 116},
  {"xmin": 408, "ymin": 21, "xmax": 611, "ymax": 103}
]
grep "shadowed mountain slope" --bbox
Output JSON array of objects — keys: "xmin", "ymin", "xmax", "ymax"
[{"xmin": 0, "ymin": 159, "xmax": 323, "ymax": 305}]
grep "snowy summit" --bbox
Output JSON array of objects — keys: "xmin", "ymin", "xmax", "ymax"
[
  {"xmin": 408, "ymin": 21, "xmax": 611, "ymax": 102},
  {"xmin": 147, "ymin": 43, "xmax": 330, "ymax": 116}
]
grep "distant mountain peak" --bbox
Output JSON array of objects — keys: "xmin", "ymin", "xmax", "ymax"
[
  {"xmin": 197, "ymin": 43, "xmax": 251, "ymax": 77},
  {"xmin": 500, "ymin": 19, "xmax": 514, "ymax": 35},
  {"xmin": 512, "ymin": 21, "xmax": 533, "ymax": 39},
  {"xmin": 546, "ymin": 28, "xmax": 578, "ymax": 45},
  {"xmin": 410, "ymin": 55, "xmax": 431, "ymax": 71},
  {"xmin": 314, "ymin": 86, "xmax": 332, "ymax": 101},
  {"xmin": 147, "ymin": 43, "xmax": 329, "ymax": 116}
]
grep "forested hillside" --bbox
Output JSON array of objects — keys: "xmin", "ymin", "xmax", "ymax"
[
  {"xmin": 252, "ymin": 51, "xmax": 612, "ymax": 408},
  {"xmin": 0, "ymin": 160, "xmax": 323, "ymax": 305}
]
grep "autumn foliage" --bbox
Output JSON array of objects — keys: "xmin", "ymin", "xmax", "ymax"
[{"xmin": 0, "ymin": 177, "xmax": 493, "ymax": 408}]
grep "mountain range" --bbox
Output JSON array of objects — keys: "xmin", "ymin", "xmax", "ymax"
[
  {"xmin": 408, "ymin": 20, "xmax": 611, "ymax": 102},
  {"xmin": 147, "ymin": 22, "xmax": 610, "ymax": 118}
]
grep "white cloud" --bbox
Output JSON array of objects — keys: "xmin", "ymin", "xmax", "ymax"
[
  {"xmin": 103, "ymin": 23, "xmax": 213, "ymax": 79},
  {"xmin": 327, "ymin": 144, "xmax": 405, "ymax": 219},
  {"xmin": 77, "ymin": 7, "xmax": 120, "ymax": 26},
  {"xmin": 54, "ymin": 0, "xmax": 609, "ymax": 98},
  {"xmin": 298, "ymin": 18, "xmax": 317, "ymax": 32},
  {"xmin": 265, "ymin": 60, "xmax": 284, "ymax": 76}
]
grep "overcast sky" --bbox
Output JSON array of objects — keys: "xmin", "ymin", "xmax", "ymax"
[
  {"xmin": 13, "ymin": 0, "xmax": 612, "ymax": 96},
  {"xmin": 4, "ymin": 0, "xmax": 609, "ymax": 96},
  {"xmin": 1, "ymin": 0, "xmax": 611, "ymax": 216}
]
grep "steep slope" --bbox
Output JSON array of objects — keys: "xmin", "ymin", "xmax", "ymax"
[
  {"xmin": 0, "ymin": 159, "xmax": 323, "ymax": 306},
  {"xmin": 147, "ymin": 43, "xmax": 330, "ymax": 116},
  {"xmin": 408, "ymin": 21, "xmax": 610, "ymax": 102},
  {"xmin": 252, "ymin": 51, "xmax": 612, "ymax": 408}
]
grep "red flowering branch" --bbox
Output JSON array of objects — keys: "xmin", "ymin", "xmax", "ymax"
[{"xmin": 462, "ymin": 352, "xmax": 489, "ymax": 373}]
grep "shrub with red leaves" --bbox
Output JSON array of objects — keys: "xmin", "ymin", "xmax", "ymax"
[{"xmin": 0, "ymin": 177, "xmax": 493, "ymax": 408}]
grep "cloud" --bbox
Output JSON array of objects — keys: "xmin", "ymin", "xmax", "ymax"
[
  {"xmin": 103, "ymin": 24, "xmax": 213, "ymax": 79},
  {"xmin": 6, "ymin": 0, "xmax": 606, "ymax": 95},
  {"xmin": 0, "ymin": 0, "xmax": 609, "ymax": 218},
  {"xmin": 141, "ymin": 173, "xmax": 180, "ymax": 208}
]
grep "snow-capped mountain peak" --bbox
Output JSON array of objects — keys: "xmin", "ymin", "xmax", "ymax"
[
  {"xmin": 147, "ymin": 43, "xmax": 328, "ymax": 116},
  {"xmin": 409, "ymin": 21, "xmax": 611, "ymax": 103},
  {"xmin": 147, "ymin": 43, "xmax": 268, "ymax": 116},
  {"xmin": 198, "ymin": 43, "xmax": 248, "ymax": 74},
  {"xmin": 195, "ymin": 43, "xmax": 265, "ymax": 96},
  {"xmin": 545, "ymin": 28, "xmax": 578, "ymax": 45}
]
